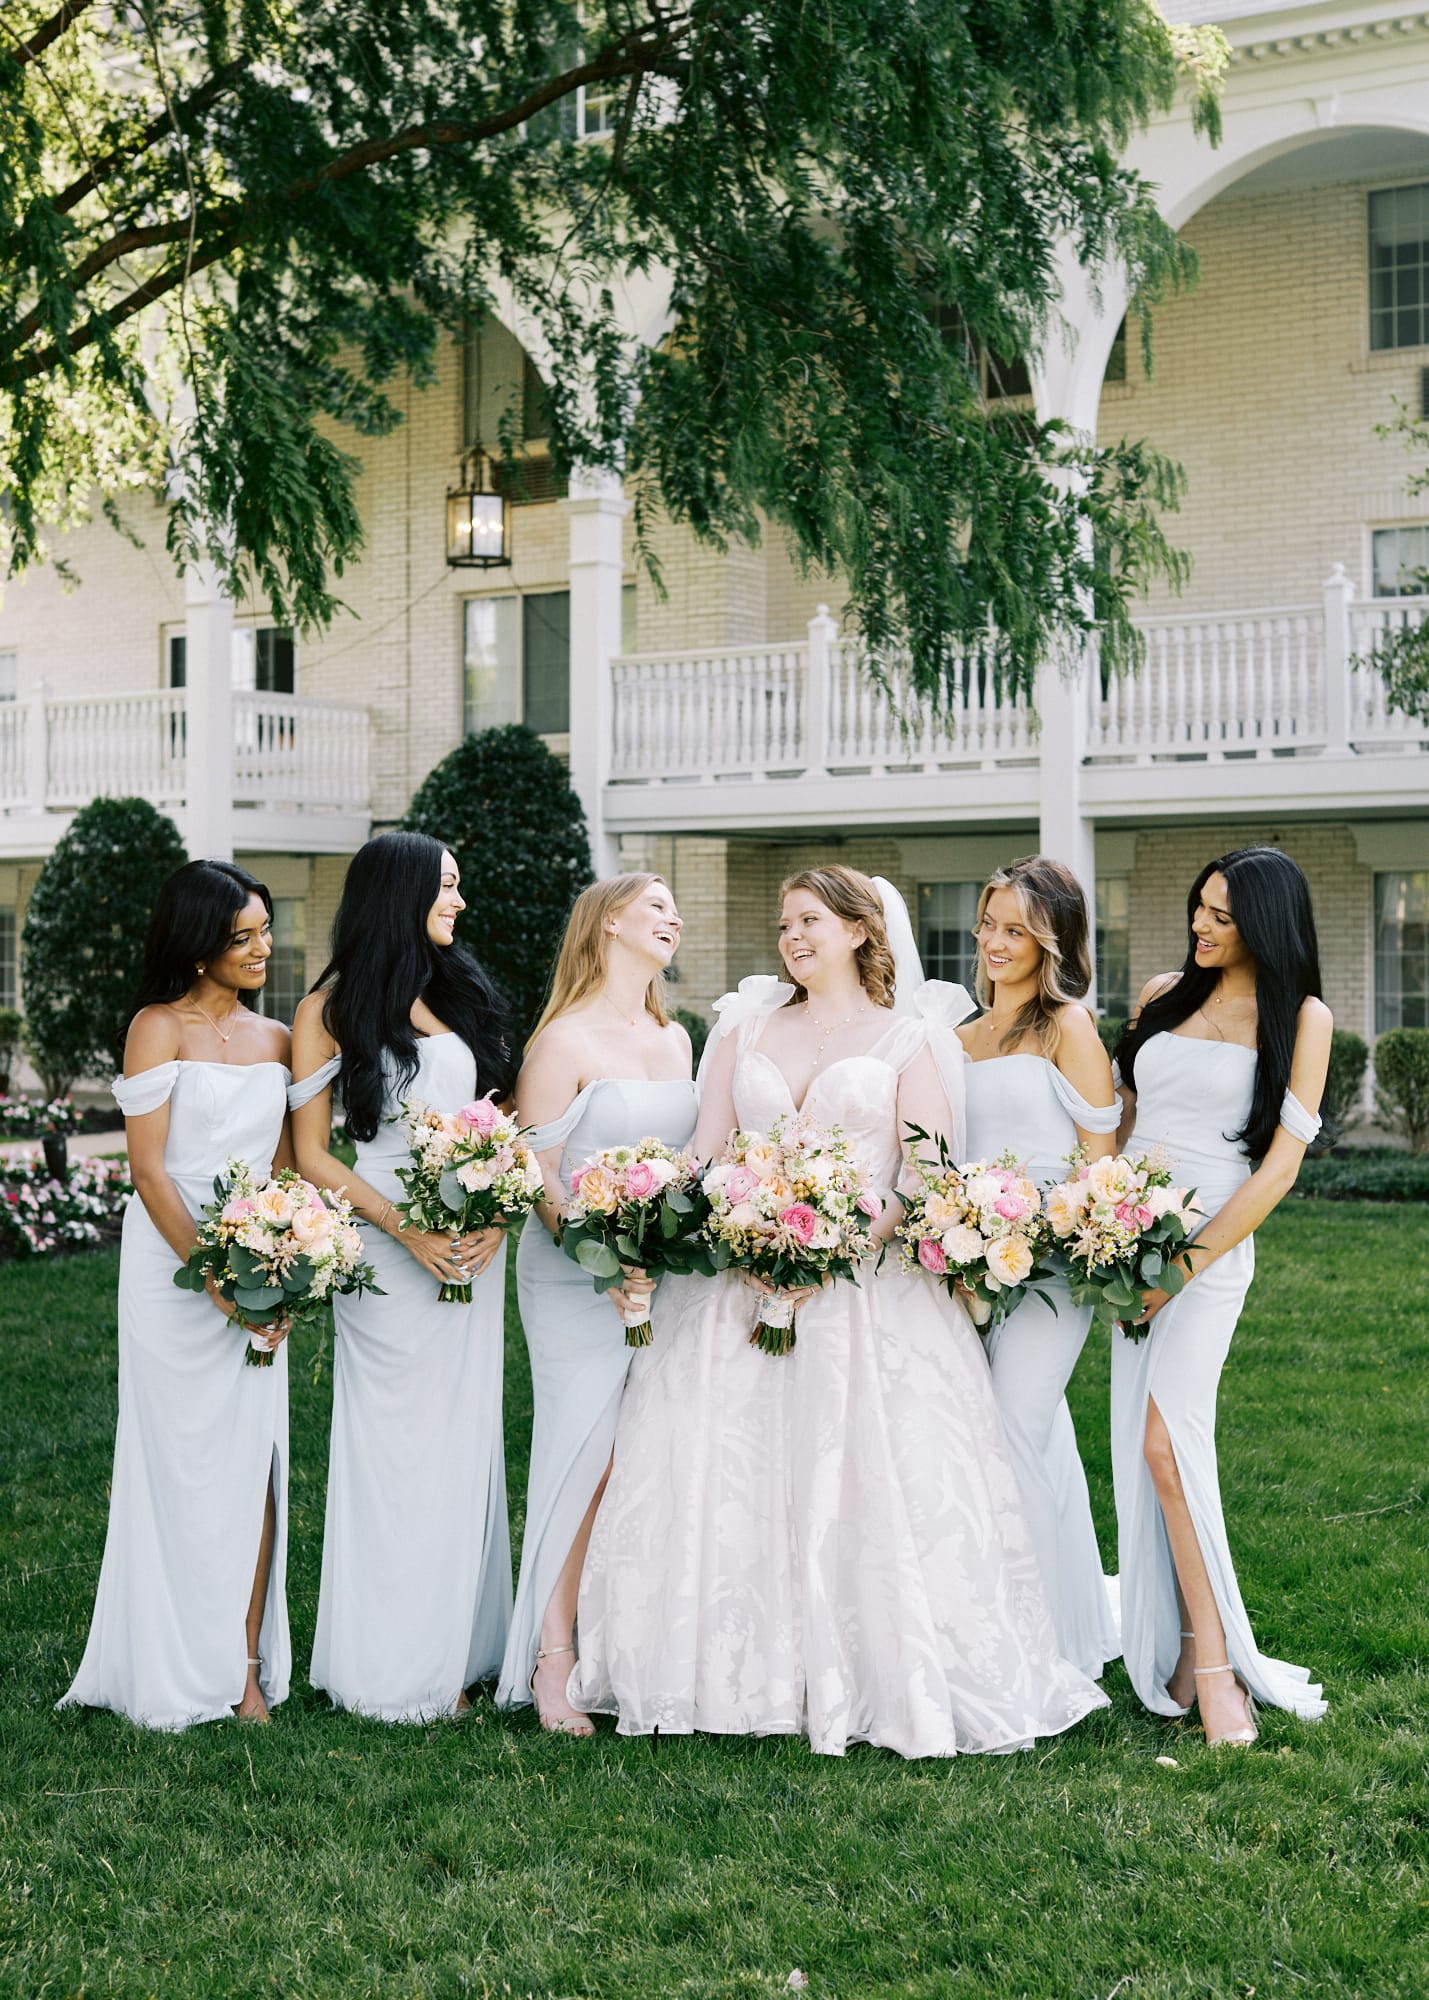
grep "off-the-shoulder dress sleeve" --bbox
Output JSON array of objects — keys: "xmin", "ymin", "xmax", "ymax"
[
  {"xmin": 695, "ymin": 975, "xmax": 795, "ymax": 1098},
  {"xmin": 528, "ymin": 1084, "xmax": 599, "ymax": 1155},
  {"xmin": 1048, "ymin": 1067, "xmax": 1122, "ymax": 1133},
  {"xmin": 1279, "ymin": 1089, "xmax": 1321, "ymax": 1145},
  {"xmin": 288, "ymin": 1055, "xmax": 341, "ymax": 1110},
  {"xmin": 112, "ymin": 1062, "xmax": 181, "ymax": 1116}
]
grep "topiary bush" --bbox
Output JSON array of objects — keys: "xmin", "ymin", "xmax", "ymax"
[
  {"xmin": 1096, "ymin": 1016, "xmax": 1126, "ymax": 1059},
  {"xmin": 1293, "ymin": 1146, "xmax": 1429, "ymax": 1203},
  {"xmin": 1374, "ymin": 1027, "xmax": 1429, "ymax": 1155},
  {"xmin": 21, "ymin": 798, "xmax": 188, "ymax": 1096},
  {"xmin": 402, "ymin": 725, "xmax": 593, "ymax": 1045},
  {"xmin": 1322, "ymin": 1028, "xmax": 1369, "ymax": 1139},
  {"xmin": 672, "ymin": 1005, "xmax": 710, "ymax": 1068},
  {"xmin": 0, "ymin": 1006, "xmax": 21, "ymax": 1094}
]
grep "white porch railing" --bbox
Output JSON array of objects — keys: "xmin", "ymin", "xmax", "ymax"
[
  {"xmin": 0, "ymin": 687, "xmax": 370, "ymax": 819},
  {"xmin": 607, "ymin": 569, "xmax": 1429, "ymax": 794}
]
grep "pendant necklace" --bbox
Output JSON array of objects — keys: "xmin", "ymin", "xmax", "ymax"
[
  {"xmin": 602, "ymin": 993, "xmax": 644, "ymax": 1032},
  {"xmin": 192, "ymin": 1000, "xmax": 241, "ymax": 1044}
]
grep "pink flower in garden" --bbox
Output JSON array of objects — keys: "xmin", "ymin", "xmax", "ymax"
[
  {"xmin": 459, "ymin": 1096, "xmax": 501, "ymax": 1136},
  {"xmin": 779, "ymin": 1203, "xmax": 819, "ymax": 1246},
  {"xmin": 623, "ymin": 1160, "xmax": 659, "ymax": 1201},
  {"xmin": 918, "ymin": 1237, "xmax": 948, "ymax": 1274}
]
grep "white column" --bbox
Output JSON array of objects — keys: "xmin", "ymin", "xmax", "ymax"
[
  {"xmin": 804, "ymin": 604, "xmax": 837, "ymax": 774},
  {"xmin": 1036, "ymin": 639, "xmax": 1098, "ymax": 1004},
  {"xmin": 184, "ymin": 559, "xmax": 235, "ymax": 860},
  {"xmin": 564, "ymin": 468, "xmax": 627, "ymax": 877},
  {"xmin": 1322, "ymin": 562, "xmax": 1353, "ymax": 757}
]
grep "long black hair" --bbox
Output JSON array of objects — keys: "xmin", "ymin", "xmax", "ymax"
[
  {"xmin": 1115, "ymin": 847, "xmax": 1323, "ymax": 1162},
  {"xmin": 316, "ymin": 830, "xmax": 511, "ymax": 1143},
  {"xmin": 129, "ymin": 860, "xmax": 274, "ymax": 1021}
]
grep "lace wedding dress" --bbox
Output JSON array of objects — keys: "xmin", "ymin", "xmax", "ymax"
[{"xmin": 573, "ymin": 985, "xmax": 1109, "ymax": 1759}]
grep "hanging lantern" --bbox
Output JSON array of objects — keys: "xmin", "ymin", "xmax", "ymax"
[{"xmin": 445, "ymin": 451, "xmax": 511, "ymax": 568}]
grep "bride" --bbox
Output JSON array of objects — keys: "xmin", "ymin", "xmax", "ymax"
[{"xmin": 573, "ymin": 865, "xmax": 1108, "ymax": 1759}]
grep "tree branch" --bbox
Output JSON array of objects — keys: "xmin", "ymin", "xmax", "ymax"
[
  {"xmin": 52, "ymin": 55, "xmax": 250, "ymax": 216},
  {"xmin": 1, "ymin": 0, "xmax": 95, "ymax": 70}
]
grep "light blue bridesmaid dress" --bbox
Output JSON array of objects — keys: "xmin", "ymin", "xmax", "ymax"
[
  {"xmin": 495, "ymin": 1077, "xmax": 698, "ymax": 1710},
  {"xmin": 964, "ymin": 1053, "xmax": 1122, "ymax": 1679},
  {"xmin": 1110, "ymin": 1031, "xmax": 1325, "ymax": 1719},
  {"xmin": 290, "ymin": 1035, "xmax": 511, "ymax": 1721}
]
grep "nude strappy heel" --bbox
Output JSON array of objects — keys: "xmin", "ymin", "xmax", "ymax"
[
  {"xmin": 529, "ymin": 1643, "xmax": 594, "ymax": 1738},
  {"xmin": 1194, "ymin": 1662, "xmax": 1258, "ymax": 1746}
]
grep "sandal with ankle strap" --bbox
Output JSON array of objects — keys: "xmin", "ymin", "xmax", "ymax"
[
  {"xmin": 529, "ymin": 1644, "xmax": 595, "ymax": 1738},
  {"xmin": 1194, "ymin": 1662, "xmax": 1258, "ymax": 1746}
]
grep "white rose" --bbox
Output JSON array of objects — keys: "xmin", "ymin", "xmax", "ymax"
[{"xmin": 941, "ymin": 1224, "xmax": 987, "ymax": 1265}]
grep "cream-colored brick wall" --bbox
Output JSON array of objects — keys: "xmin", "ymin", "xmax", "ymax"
[{"xmin": 1101, "ymin": 177, "xmax": 1429, "ymax": 614}]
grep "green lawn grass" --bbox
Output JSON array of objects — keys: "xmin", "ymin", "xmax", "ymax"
[{"xmin": 2, "ymin": 1206, "xmax": 1426, "ymax": 1999}]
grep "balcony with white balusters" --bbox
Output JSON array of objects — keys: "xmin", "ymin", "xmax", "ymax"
[{"xmin": 600, "ymin": 566, "xmax": 1429, "ymax": 839}]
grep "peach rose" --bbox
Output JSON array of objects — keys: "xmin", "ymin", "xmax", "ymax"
[
  {"xmin": 574, "ymin": 1165, "xmax": 619, "ymax": 1213},
  {"xmin": 291, "ymin": 1203, "xmax": 334, "ymax": 1247},
  {"xmin": 255, "ymin": 1183, "xmax": 295, "ymax": 1226},
  {"xmin": 985, "ymin": 1234, "xmax": 1034, "ymax": 1286}
]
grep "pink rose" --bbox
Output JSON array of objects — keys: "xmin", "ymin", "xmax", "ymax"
[
  {"xmin": 779, "ymin": 1202, "xmax": 819, "ymax": 1246},
  {"xmin": 724, "ymin": 1165, "xmax": 758, "ymax": 1204},
  {"xmin": 918, "ymin": 1237, "xmax": 948, "ymax": 1275},
  {"xmin": 291, "ymin": 1203, "xmax": 334, "ymax": 1247},
  {"xmin": 220, "ymin": 1197, "xmax": 256, "ymax": 1225},
  {"xmin": 459, "ymin": 1096, "xmax": 501, "ymax": 1137},
  {"xmin": 624, "ymin": 1160, "xmax": 659, "ymax": 1201},
  {"xmin": 856, "ymin": 1191, "xmax": 881, "ymax": 1219},
  {"xmin": 569, "ymin": 1163, "xmax": 587, "ymax": 1194},
  {"xmin": 993, "ymin": 1194, "xmax": 1028, "ymax": 1222}
]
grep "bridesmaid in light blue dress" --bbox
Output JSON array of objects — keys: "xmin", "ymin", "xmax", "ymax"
[
  {"xmin": 959, "ymin": 858, "xmax": 1121, "ymax": 1680},
  {"xmin": 495, "ymin": 873, "xmax": 695, "ymax": 1733},
  {"xmin": 61, "ymin": 861, "xmax": 293, "ymax": 1729},
  {"xmin": 1111, "ymin": 848, "xmax": 1332, "ymax": 1745},
  {"xmin": 291, "ymin": 833, "xmax": 514, "ymax": 1721}
]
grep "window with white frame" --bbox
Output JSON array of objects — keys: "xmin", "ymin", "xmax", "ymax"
[
  {"xmin": 1375, "ymin": 871, "xmax": 1429, "ymax": 1033},
  {"xmin": 577, "ymin": 76, "xmax": 621, "ymax": 137},
  {"xmin": 0, "ymin": 906, "xmax": 15, "ymax": 1010},
  {"xmin": 1369, "ymin": 183, "xmax": 1429, "ymax": 352},
  {"xmin": 0, "ymin": 651, "xmax": 16, "ymax": 702},
  {"xmin": 1372, "ymin": 525, "xmax": 1429, "ymax": 598},
  {"xmin": 232, "ymin": 626, "xmax": 295, "ymax": 693},
  {"xmin": 1095, "ymin": 877, "xmax": 1131, "ymax": 1019},
  {"xmin": 256, "ymin": 898, "xmax": 307, "ymax": 1027},
  {"xmin": 165, "ymin": 633, "xmax": 187, "ymax": 688},
  {"xmin": 918, "ymin": 881, "xmax": 982, "ymax": 990},
  {"xmin": 464, "ymin": 315, "xmax": 553, "ymax": 453},
  {"xmin": 462, "ymin": 591, "xmax": 571, "ymax": 737}
]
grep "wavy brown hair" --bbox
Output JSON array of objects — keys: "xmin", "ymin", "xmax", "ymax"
[
  {"xmin": 526, "ymin": 873, "xmax": 672, "ymax": 1050},
  {"xmin": 974, "ymin": 856, "xmax": 1092, "ymax": 1060},
  {"xmin": 779, "ymin": 866, "xmax": 897, "ymax": 1008}
]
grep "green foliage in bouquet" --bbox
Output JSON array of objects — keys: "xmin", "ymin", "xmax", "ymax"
[
  {"xmin": 403, "ymin": 727, "xmax": 592, "ymax": 1046},
  {"xmin": 1374, "ymin": 1028, "xmax": 1429, "ymax": 1155},
  {"xmin": 21, "ymin": 798, "xmax": 187, "ymax": 1097},
  {"xmin": 561, "ymin": 1189, "xmax": 714, "ymax": 1290}
]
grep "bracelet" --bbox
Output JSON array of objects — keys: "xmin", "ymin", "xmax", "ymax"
[{"xmin": 374, "ymin": 1200, "xmax": 393, "ymax": 1234}]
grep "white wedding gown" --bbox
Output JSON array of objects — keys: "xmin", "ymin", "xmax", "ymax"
[
  {"xmin": 292, "ymin": 1036, "xmax": 511, "ymax": 1722},
  {"xmin": 1111, "ymin": 1031, "xmax": 1326, "ymax": 1719},
  {"xmin": 60, "ymin": 1059, "xmax": 292, "ymax": 1731},
  {"xmin": 573, "ymin": 991, "xmax": 1109, "ymax": 1758},
  {"xmin": 964, "ymin": 1054, "xmax": 1122, "ymax": 1679}
]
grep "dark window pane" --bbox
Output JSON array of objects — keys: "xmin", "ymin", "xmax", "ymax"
[
  {"xmin": 522, "ymin": 591, "xmax": 570, "ymax": 734},
  {"xmin": 255, "ymin": 628, "xmax": 295, "ymax": 694},
  {"xmin": 167, "ymin": 634, "xmax": 187, "ymax": 689}
]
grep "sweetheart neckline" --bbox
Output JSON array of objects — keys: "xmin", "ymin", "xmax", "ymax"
[{"xmin": 742, "ymin": 1044, "xmax": 903, "ymax": 1118}]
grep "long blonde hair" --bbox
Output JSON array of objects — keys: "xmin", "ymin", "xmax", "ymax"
[
  {"xmin": 527, "ymin": 873, "xmax": 672, "ymax": 1048},
  {"xmin": 974, "ymin": 856, "xmax": 1091, "ymax": 1059},
  {"xmin": 779, "ymin": 866, "xmax": 897, "ymax": 1008}
]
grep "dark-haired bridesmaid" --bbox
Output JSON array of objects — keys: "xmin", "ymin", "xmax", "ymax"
[
  {"xmin": 1112, "ymin": 846, "xmax": 1332, "ymax": 1744},
  {"xmin": 290, "ymin": 832, "xmax": 514, "ymax": 1721},
  {"xmin": 60, "ymin": 861, "xmax": 293, "ymax": 1729}
]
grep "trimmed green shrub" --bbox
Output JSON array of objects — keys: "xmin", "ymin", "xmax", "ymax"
[
  {"xmin": 21, "ymin": 798, "xmax": 187, "ymax": 1096},
  {"xmin": 1374, "ymin": 1027, "xmax": 1429, "ymax": 1155},
  {"xmin": 402, "ymin": 725, "xmax": 593, "ymax": 1045},
  {"xmin": 672, "ymin": 1005, "xmax": 710, "ymax": 1068},
  {"xmin": 1322, "ymin": 1028, "xmax": 1369, "ymax": 1138},
  {"xmin": 1293, "ymin": 1146, "xmax": 1429, "ymax": 1203},
  {"xmin": 0, "ymin": 1006, "xmax": 21, "ymax": 1093},
  {"xmin": 1096, "ymin": 1016, "xmax": 1126, "ymax": 1059}
]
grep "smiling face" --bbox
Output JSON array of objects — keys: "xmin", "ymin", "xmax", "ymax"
[
  {"xmin": 778, "ymin": 889, "xmax": 866, "ymax": 990},
  {"xmin": 425, "ymin": 850, "xmax": 465, "ymax": 948},
  {"xmin": 206, "ymin": 893, "xmax": 273, "ymax": 996},
  {"xmin": 976, "ymin": 885, "xmax": 1042, "ymax": 990},
  {"xmin": 607, "ymin": 879, "xmax": 682, "ymax": 967},
  {"xmin": 1190, "ymin": 870, "xmax": 1252, "ymax": 977}
]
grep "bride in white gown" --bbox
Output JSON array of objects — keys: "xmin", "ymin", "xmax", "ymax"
[{"xmin": 574, "ymin": 866, "xmax": 1108, "ymax": 1759}]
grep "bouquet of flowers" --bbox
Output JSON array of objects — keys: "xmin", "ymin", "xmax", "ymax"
[
  {"xmin": 394, "ymin": 1093, "xmax": 545, "ymax": 1302},
  {"xmin": 1044, "ymin": 1149, "xmax": 1203, "ymax": 1340},
  {"xmin": 561, "ymin": 1138, "xmax": 714, "ymax": 1346},
  {"xmin": 702, "ymin": 1114, "xmax": 879, "ymax": 1355},
  {"xmin": 174, "ymin": 1160, "xmax": 381, "ymax": 1365},
  {"xmin": 895, "ymin": 1137, "xmax": 1056, "ymax": 1338}
]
